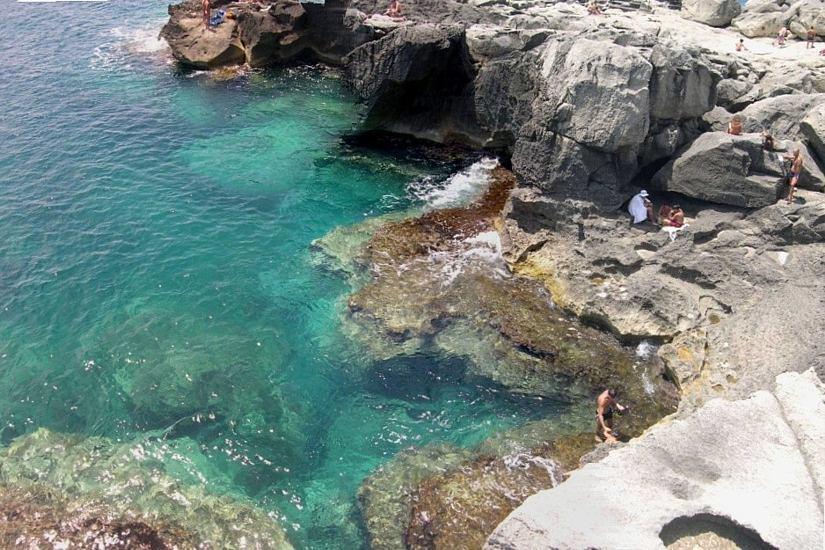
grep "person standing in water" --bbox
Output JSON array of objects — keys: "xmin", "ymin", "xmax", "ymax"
[{"xmin": 596, "ymin": 389, "xmax": 627, "ymax": 443}]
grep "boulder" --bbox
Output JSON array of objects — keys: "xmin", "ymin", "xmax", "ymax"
[
  {"xmin": 801, "ymin": 102, "xmax": 825, "ymax": 161},
  {"xmin": 681, "ymin": 0, "xmax": 741, "ymax": 27},
  {"xmin": 652, "ymin": 132, "xmax": 785, "ymax": 208},
  {"xmin": 787, "ymin": 0, "xmax": 825, "ymax": 39},
  {"xmin": 649, "ymin": 44, "xmax": 719, "ymax": 122},
  {"xmin": 486, "ymin": 370, "xmax": 825, "ymax": 550},
  {"xmin": 160, "ymin": 3, "xmax": 245, "ymax": 68},
  {"xmin": 536, "ymin": 38, "xmax": 653, "ymax": 152},
  {"xmin": 739, "ymin": 93, "xmax": 825, "ymax": 139},
  {"xmin": 731, "ymin": 0, "xmax": 787, "ymax": 37}
]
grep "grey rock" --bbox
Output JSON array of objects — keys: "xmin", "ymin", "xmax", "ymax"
[
  {"xmin": 715, "ymin": 77, "xmax": 754, "ymax": 111},
  {"xmin": 653, "ymin": 132, "xmax": 784, "ymax": 208},
  {"xmin": 649, "ymin": 44, "xmax": 719, "ymax": 122},
  {"xmin": 485, "ymin": 370, "xmax": 825, "ymax": 550},
  {"xmin": 537, "ymin": 38, "xmax": 653, "ymax": 152},
  {"xmin": 801, "ymin": 102, "xmax": 825, "ymax": 161},
  {"xmin": 702, "ymin": 105, "xmax": 733, "ymax": 132},
  {"xmin": 681, "ymin": 0, "xmax": 741, "ymax": 27},
  {"xmin": 739, "ymin": 93, "xmax": 825, "ymax": 139}
]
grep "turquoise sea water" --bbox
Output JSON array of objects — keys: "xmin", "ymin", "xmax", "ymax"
[{"xmin": 0, "ymin": 2, "xmax": 572, "ymax": 547}]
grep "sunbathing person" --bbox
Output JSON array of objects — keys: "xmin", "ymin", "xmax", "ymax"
[
  {"xmin": 587, "ymin": 1, "xmax": 603, "ymax": 15},
  {"xmin": 775, "ymin": 27, "xmax": 788, "ymax": 47},
  {"xmin": 735, "ymin": 38, "xmax": 748, "ymax": 52},
  {"xmin": 727, "ymin": 115, "xmax": 743, "ymax": 136},
  {"xmin": 663, "ymin": 204, "xmax": 684, "ymax": 227},
  {"xmin": 762, "ymin": 131, "xmax": 775, "ymax": 151},
  {"xmin": 385, "ymin": 0, "xmax": 403, "ymax": 18}
]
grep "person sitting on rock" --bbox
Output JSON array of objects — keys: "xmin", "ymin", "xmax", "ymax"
[
  {"xmin": 662, "ymin": 204, "xmax": 684, "ymax": 228},
  {"xmin": 587, "ymin": 0, "xmax": 603, "ymax": 16},
  {"xmin": 775, "ymin": 27, "xmax": 789, "ymax": 47},
  {"xmin": 727, "ymin": 115, "xmax": 743, "ymax": 136},
  {"xmin": 785, "ymin": 149, "xmax": 803, "ymax": 204},
  {"xmin": 762, "ymin": 130, "xmax": 775, "ymax": 151},
  {"xmin": 657, "ymin": 204, "xmax": 672, "ymax": 226},
  {"xmin": 385, "ymin": 0, "xmax": 403, "ymax": 18},
  {"xmin": 596, "ymin": 389, "xmax": 627, "ymax": 443},
  {"xmin": 808, "ymin": 27, "xmax": 817, "ymax": 49},
  {"xmin": 628, "ymin": 190, "xmax": 655, "ymax": 225},
  {"xmin": 735, "ymin": 38, "xmax": 748, "ymax": 52}
]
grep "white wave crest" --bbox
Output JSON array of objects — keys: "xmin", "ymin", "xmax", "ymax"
[
  {"xmin": 91, "ymin": 23, "xmax": 170, "ymax": 70},
  {"xmin": 409, "ymin": 157, "xmax": 499, "ymax": 210}
]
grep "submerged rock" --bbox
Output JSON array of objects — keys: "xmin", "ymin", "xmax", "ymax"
[
  {"xmin": 405, "ymin": 451, "xmax": 563, "ymax": 550},
  {"xmin": 0, "ymin": 429, "xmax": 294, "ymax": 549},
  {"xmin": 357, "ymin": 445, "xmax": 474, "ymax": 550}
]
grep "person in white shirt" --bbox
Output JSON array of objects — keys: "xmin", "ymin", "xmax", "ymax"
[{"xmin": 628, "ymin": 190, "xmax": 654, "ymax": 225}]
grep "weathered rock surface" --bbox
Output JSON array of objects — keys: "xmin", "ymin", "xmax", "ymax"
[
  {"xmin": 652, "ymin": 132, "xmax": 784, "ymax": 208},
  {"xmin": 739, "ymin": 93, "xmax": 825, "ymax": 140},
  {"xmin": 160, "ymin": 0, "xmax": 373, "ymax": 68},
  {"xmin": 801, "ymin": 102, "xmax": 825, "ymax": 161},
  {"xmin": 486, "ymin": 369, "xmax": 825, "ymax": 550},
  {"xmin": 732, "ymin": 0, "xmax": 825, "ymax": 38},
  {"xmin": 681, "ymin": 0, "xmax": 741, "ymax": 27}
]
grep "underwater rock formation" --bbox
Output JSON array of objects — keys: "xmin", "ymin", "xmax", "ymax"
[{"xmin": 0, "ymin": 429, "xmax": 294, "ymax": 549}]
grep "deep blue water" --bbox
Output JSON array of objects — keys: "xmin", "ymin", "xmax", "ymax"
[{"xmin": 0, "ymin": 2, "xmax": 571, "ymax": 547}]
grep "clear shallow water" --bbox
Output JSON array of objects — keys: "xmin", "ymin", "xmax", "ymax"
[{"xmin": 0, "ymin": 2, "xmax": 570, "ymax": 547}]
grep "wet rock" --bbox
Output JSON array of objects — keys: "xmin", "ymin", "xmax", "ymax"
[
  {"xmin": 486, "ymin": 370, "xmax": 825, "ymax": 550},
  {"xmin": 0, "ymin": 429, "xmax": 294, "ymax": 549},
  {"xmin": 358, "ymin": 445, "xmax": 474, "ymax": 550},
  {"xmin": 346, "ymin": 167, "xmax": 677, "ymax": 429},
  {"xmin": 405, "ymin": 451, "xmax": 563, "ymax": 550},
  {"xmin": 652, "ymin": 132, "xmax": 785, "ymax": 208},
  {"xmin": 681, "ymin": 0, "xmax": 741, "ymax": 27}
]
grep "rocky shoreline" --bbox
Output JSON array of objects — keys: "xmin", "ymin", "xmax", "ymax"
[{"xmin": 167, "ymin": 0, "xmax": 823, "ymax": 547}]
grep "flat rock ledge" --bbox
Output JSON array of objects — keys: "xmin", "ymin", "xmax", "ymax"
[{"xmin": 486, "ymin": 368, "xmax": 825, "ymax": 550}]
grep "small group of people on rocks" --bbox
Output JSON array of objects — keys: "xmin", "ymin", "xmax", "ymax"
[
  {"xmin": 736, "ymin": 27, "xmax": 825, "ymax": 56},
  {"xmin": 628, "ymin": 190, "xmax": 684, "ymax": 228},
  {"xmin": 725, "ymin": 115, "xmax": 804, "ymax": 204}
]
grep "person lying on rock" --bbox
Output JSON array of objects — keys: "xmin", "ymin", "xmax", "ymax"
[
  {"xmin": 735, "ymin": 38, "xmax": 748, "ymax": 52},
  {"xmin": 385, "ymin": 0, "xmax": 403, "ymax": 18},
  {"xmin": 628, "ymin": 190, "xmax": 655, "ymax": 225},
  {"xmin": 727, "ymin": 115, "xmax": 743, "ymax": 136},
  {"xmin": 596, "ymin": 389, "xmax": 627, "ymax": 443},
  {"xmin": 785, "ymin": 149, "xmax": 803, "ymax": 204}
]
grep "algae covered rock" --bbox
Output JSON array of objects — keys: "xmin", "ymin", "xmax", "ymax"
[
  {"xmin": 358, "ymin": 445, "xmax": 475, "ymax": 549},
  {"xmin": 405, "ymin": 451, "xmax": 563, "ymax": 550},
  {"xmin": 0, "ymin": 429, "xmax": 294, "ymax": 549}
]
